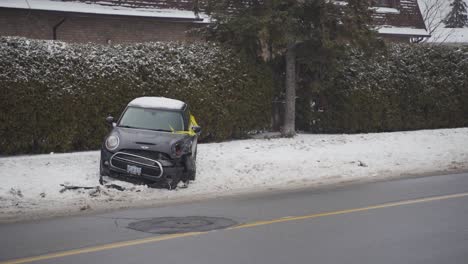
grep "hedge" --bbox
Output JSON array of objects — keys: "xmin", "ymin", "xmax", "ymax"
[
  {"xmin": 297, "ymin": 44, "xmax": 468, "ymax": 133},
  {"xmin": 0, "ymin": 37, "xmax": 273, "ymax": 155}
]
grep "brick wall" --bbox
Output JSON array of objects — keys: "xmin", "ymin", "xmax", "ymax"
[
  {"xmin": 379, "ymin": 34, "xmax": 411, "ymax": 43},
  {"xmin": 0, "ymin": 8, "xmax": 202, "ymax": 44}
]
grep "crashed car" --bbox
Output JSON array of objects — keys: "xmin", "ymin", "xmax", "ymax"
[{"xmin": 100, "ymin": 97, "xmax": 201, "ymax": 189}]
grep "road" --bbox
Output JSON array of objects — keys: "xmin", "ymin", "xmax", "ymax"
[{"xmin": 1, "ymin": 172, "xmax": 468, "ymax": 264}]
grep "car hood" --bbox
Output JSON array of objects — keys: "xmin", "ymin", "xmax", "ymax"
[{"xmin": 111, "ymin": 127, "xmax": 190, "ymax": 155}]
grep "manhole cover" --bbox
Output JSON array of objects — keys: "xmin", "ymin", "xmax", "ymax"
[{"xmin": 127, "ymin": 216, "xmax": 237, "ymax": 234}]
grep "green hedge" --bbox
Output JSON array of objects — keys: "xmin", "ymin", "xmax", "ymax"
[
  {"xmin": 0, "ymin": 37, "xmax": 273, "ymax": 155},
  {"xmin": 297, "ymin": 44, "xmax": 468, "ymax": 133}
]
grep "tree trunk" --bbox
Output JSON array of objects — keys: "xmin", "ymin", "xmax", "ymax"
[{"xmin": 281, "ymin": 43, "xmax": 296, "ymax": 137}]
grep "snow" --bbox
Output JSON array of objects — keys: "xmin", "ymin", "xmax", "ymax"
[
  {"xmin": 128, "ymin": 97, "xmax": 186, "ymax": 110},
  {"xmin": 0, "ymin": 0, "xmax": 28, "ymax": 9},
  {"xmin": 429, "ymin": 26, "xmax": 468, "ymax": 43},
  {"xmin": 0, "ymin": 0, "xmax": 210, "ymax": 22},
  {"xmin": 333, "ymin": 1, "xmax": 348, "ymax": 6},
  {"xmin": 1, "ymin": 128, "xmax": 467, "ymax": 222},
  {"xmin": 377, "ymin": 27, "xmax": 430, "ymax": 36},
  {"xmin": 334, "ymin": 1, "xmax": 400, "ymax": 14},
  {"xmin": 418, "ymin": 0, "xmax": 468, "ymax": 43},
  {"xmin": 437, "ymin": 28, "xmax": 468, "ymax": 42},
  {"xmin": 373, "ymin": 7, "xmax": 400, "ymax": 14},
  {"xmin": 333, "ymin": 1, "xmax": 423, "ymax": 36}
]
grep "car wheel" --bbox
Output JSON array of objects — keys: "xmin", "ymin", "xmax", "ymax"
[
  {"xmin": 190, "ymin": 148, "xmax": 197, "ymax": 180},
  {"xmin": 188, "ymin": 161, "xmax": 196, "ymax": 181},
  {"xmin": 182, "ymin": 169, "xmax": 196, "ymax": 183},
  {"xmin": 99, "ymin": 160, "xmax": 106, "ymax": 185},
  {"xmin": 182, "ymin": 152, "xmax": 196, "ymax": 183},
  {"xmin": 166, "ymin": 175, "xmax": 181, "ymax": 190}
]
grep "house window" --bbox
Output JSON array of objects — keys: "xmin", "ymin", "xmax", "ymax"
[{"xmin": 372, "ymin": 0, "xmax": 399, "ymax": 8}]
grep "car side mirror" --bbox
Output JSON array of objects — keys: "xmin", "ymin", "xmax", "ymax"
[
  {"xmin": 192, "ymin": 126, "xmax": 202, "ymax": 134},
  {"xmin": 106, "ymin": 116, "xmax": 116, "ymax": 127}
]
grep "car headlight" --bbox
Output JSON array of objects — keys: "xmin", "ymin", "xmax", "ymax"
[
  {"xmin": 171, "ymin": 139, "xmax": 192, "ymax": 157},
  {"xmin": 172, "ymin": 142, "xmax": 183, "ymax": 157},
  {"xmin": 105, "ymin": 135, "xmax": 120, "ymax": 151}
]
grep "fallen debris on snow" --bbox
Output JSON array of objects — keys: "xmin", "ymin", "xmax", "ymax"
[{"xmin": 59, "ymin": 184, "xmax": 127, "ymax": 193}]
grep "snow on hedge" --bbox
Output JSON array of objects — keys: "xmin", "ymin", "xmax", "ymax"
[
  {"xmin": 299, "ymin": 44, "xmax": 468, "ymax": 133},
  {"xmin": 1, "ymin": 128, "xmax": 467, "ymax": 222},
  {"xmin": 0, "ymin": 36, "xmax": 230, "ymax": 84},
  {"xmin": 0, "ymin": 37, "xmax": 272, "ymax": 154}
]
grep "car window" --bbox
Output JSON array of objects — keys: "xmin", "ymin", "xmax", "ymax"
[{"xmin": 119, "ymin": 107, "xmax": 184, "ymax": 131}]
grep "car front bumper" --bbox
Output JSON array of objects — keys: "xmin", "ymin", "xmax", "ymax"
[{"xmin": 100, "ymin": 148, "xmax": 184, "ymax": 183}]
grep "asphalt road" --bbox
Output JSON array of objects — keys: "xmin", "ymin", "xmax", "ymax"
[{"xmin": 1, "ymin": 172, "xmax": 468, "ymax": 264}]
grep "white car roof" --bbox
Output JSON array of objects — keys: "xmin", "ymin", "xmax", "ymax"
[{"xmin": 128, "ymin": 97, "xmax": 186, "ymax": 110}]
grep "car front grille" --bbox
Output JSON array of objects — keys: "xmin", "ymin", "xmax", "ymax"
[
  {"xmin": 110, "ymin": 152, "xmax": 163, "ymax": 178},
  {"xmin": 119, "ymin": 149, "xmax": 171, "ymax": 161}
]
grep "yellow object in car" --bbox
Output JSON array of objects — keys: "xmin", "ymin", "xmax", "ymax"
[{"xmin": 175, "ymin": 114, "xmax": 199, "ymax": 136}]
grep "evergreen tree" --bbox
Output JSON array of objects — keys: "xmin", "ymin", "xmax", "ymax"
[
  {"xmin": 204, "ymin": 0, "xmax": 379, "ymax": 137},
  {"xmin": 444, "ymin": 0, "xmax": 468, "ymax": 28}
]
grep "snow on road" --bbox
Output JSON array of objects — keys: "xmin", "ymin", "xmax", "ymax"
[{"xmin": 1, "ymin": 128, "xmax": 468, "ymax": 222}]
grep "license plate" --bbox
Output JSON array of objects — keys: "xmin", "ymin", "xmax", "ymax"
[{"xmin": 127, "ymin": 165, "xmax": 142, "ymax": 176}]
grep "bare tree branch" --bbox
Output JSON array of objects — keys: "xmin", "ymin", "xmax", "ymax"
[{"xmin": 418, "ymin": 0, "xmax": 455, "ymax": 43}]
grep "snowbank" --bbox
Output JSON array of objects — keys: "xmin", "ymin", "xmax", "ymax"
[{"xmin": 1, "ymin": 128, "xmax": 468, "ymax": 222}]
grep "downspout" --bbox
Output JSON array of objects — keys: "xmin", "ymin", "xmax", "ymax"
[
  {"xmin": 193, "ymin": 0, "xmax": 200, "ymax": 19},
  {"xmin": 53, "ymin": 17, "xmax": 66, "ymax": 40},
  {"xmin": 25, "ymin": 0, "xmax": 32, "ymax": 17}
]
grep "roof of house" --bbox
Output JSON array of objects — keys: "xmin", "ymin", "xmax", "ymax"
[
  {"xmin": 61, "ymin": 0, "xmax": 197, "ymax": 10},
  {"xmin": 0, "ymin": 0, "xmax": 428, "ymax": 37},
  {"xmin": 334, "ymin": 0, "xmax": 429, "ymax": 37},
  {"xmin": 0, "ymin": 0, "xmax": 210, "ymax": 22},
  {"xmin": 372, "ymin": 0, "xmax": 430, "ymax": 37}
]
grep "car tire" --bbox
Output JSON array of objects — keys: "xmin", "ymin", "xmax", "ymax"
[
  {"xmin": 188, "ymin": 161, "xmax": 196, "ymax": 181},
  {"xmin": 99, "ymin": 161, "xmax": 105, "ymax": 185},
  {"xmin": 166, "ymin": 174, "xmax": 181, "ymax": 190},
  {"xmin": 182, "ymin": 149, "xmax": 197, "ymax": 182}
]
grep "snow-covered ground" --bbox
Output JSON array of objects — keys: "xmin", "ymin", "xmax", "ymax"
[
  {"xmin": 1, "ymin": 128, "xmax": 468, "ymax": 223},
  {"xmin": 418, "ymin": 0, "xmax": 468, "ymax": 43}
]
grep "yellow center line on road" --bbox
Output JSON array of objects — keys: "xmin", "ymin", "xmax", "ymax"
[
  {"xmin": 227, "ymin": 192, "xmax": 468, "ymax": 230},
  {"xmin": 2, "ymin": 191, "xmax": 468, "ymax": 264}
]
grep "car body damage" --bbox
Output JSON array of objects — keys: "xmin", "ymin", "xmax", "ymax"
[{"xmin": 100, "ymin": 97, "xmax": 201, "ymax": 189}]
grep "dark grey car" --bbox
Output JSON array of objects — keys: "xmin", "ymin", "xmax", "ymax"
[{"xmin": 100, "ymin": 97, "xmax": 201, "ymax": 189}]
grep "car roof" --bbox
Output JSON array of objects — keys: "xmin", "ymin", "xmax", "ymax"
[{"xmin": 127, "ymin": 97, "xmax": 186, "ymax": 110}]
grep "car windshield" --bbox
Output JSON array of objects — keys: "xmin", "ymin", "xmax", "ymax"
[{"xmin": 118, "ymin": 107, "xmax": 184, "ymax": 132}]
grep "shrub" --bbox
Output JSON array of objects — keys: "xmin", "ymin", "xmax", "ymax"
[{"xmin": 0, "ymin": 37, "xmax": 273, "ymax": 154}]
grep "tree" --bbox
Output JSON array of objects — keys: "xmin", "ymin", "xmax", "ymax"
[
  {"xmin": 204, "ymin": 0, "xmax": 378, "ymax": 137},
  {"xmin": 444, "ymin": 0, "xmax": 468, "ymax": 28},
  {"xmin": 416, "ymin": 0, "xmax": 453, "ymax": 43}
]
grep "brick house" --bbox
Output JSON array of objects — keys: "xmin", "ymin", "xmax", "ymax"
[
  {"xmin": 371, "ymin": 0, "xmax": 430, "ymax": 42},
  {"xmin": 0, "ymin": 0, "xmax": 429, "ymax": 44},
  {"xmin": 0, "ymin": 0, "xmax": 209, "ymax": 44}
]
